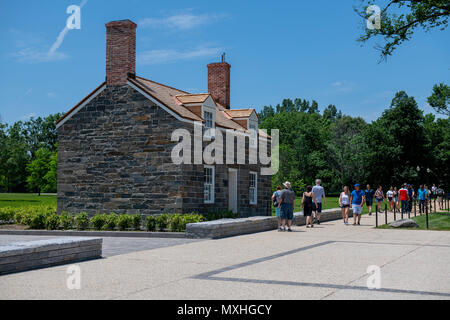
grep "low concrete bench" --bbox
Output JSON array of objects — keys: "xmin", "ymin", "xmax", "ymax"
[
  {"xmin": 0, "ymin": 237, "xmax": 102, "ymax": 275},
  {"xmin": 186, "ymin": 208, "xmax": 354, "ymax": 239}
]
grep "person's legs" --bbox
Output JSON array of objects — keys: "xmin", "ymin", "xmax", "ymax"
[
  {"xmin": 287, "ymin": 204, "xmax": 294, "ymax": 231},
  {"xmin": 315, "ymin": 203, "xmax": 322, "ymax": 224},
  {"xmin": 341, "ymin": 207, "xmax": 345, "ymax": 222}
]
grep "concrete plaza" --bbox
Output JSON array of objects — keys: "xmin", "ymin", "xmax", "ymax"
[{"xmin": 0, "ymin": 213, "xmax": 449, "ymax": 300}]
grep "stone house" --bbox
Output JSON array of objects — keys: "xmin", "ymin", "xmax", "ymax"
[{"xmin": 56, "ymin": 19, "xmax": 272, "ymax": 217}]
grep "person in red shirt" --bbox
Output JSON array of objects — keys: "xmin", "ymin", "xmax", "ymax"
[{"xmin": 399, "ymin": 183, "xmax": 410, "ymax": 215}]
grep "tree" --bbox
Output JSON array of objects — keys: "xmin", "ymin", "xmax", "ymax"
[
  {"xmin": 428, "ymin": 83, "xmax": 450, "ymax": 117},
  {"xmin": 326, "ymin": 116, "xmax": 367, "ymax": 191},
  {"xmin": 26, "ymin": 148, "xmax": 53, "ymax": 195},
  {"xmin": 323, "ymin": 105, "xmax": 343, "ymax": 122},
  {"xmin": 356, "ymin": 0, "xmax": 450, "ymax": 60},
  {"xmin": 361, "ymin": 91, "xmax": 427, "ymax": 187},
  {"xmin": 0, "ymin": 122, "xmax": 30, "ymax": 192}
]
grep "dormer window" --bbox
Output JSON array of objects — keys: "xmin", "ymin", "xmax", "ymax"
[{"xmin": 204, "ymin": 111, "xmax": 213, "ymax": 129}]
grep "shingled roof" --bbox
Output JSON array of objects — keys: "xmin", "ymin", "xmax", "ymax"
[{"xmin": 57, "ymin": 76, "xmax": 269, "ymax": 138}]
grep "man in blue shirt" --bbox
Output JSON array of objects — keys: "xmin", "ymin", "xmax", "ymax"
[
  {"xmin": 364, "ymin": 184, "xmax": 375, "ymax": 216},
  {"xmin": 350, "ymin": 184, "xmax": 365, "ymax": 226},
  {"xmin": 417, "ymin": 185, "xmax": 428, "ymax": 214}
]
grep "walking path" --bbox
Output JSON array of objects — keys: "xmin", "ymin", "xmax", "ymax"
[{"xmin": 1, "ymin": 213, "xmax": 449, "ymax": 300}]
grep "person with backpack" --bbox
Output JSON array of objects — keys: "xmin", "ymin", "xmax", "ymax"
[
  {"xmin": 278, "ymin": 182, "xmax": 296, "ymax": 232},
  {"xmin": 272, "ymin": 186, "xmax": 283, "ymax": 231},
  {"xmin": 375, "ymin": 186, "xmax": 385, "ymax": 213}
]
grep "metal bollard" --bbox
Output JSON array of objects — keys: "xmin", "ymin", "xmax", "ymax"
[
  {"xmin": 375, "ymin": 203, "xmax": 378, "ymax": 228},
  {"xmin": 426, "ymin": 200, "xmax": 429, "ymax": 230},
  {"xmin": 385, "ymin": 204, "xmax": 388, "ymax": 225},
  {"xmin": 394, "ymin": 205, "xmax": 396, "ymax": 221}
]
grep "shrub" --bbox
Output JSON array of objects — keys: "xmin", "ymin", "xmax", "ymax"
[
  {"xmin": 145, "ymin": 215, "xmax": 157, "ymax": 232},
  {"xmin": 131, "ymin": 214, "xmax": 142, "ymax": 230},
  {"xmin": 117, "ymin": 214, "xmax": 132, "ymax": 231},
  {"xmin": 103, "ymin": 213, "xmax": 119, "ymax": 231},
  {"xmin": 74, "ymin": 212, "xmax": 89, "ymax": 230},
  {"xmin": 59, "ymin": 211, "xmax": 73, "ymax": 230},
  {"xmin": 0, "ymin": 207, "xmax": 15, "ymax": 224},
  {"xmin": 156, "ymin": 214, "xmax": 170, "ymax": 231},
  {"xmin": 169, "ymin": 214, "xmax": 183, "ymax": 232},
  {"xmin": 90, "ymin": 214, "xmax": 107, "ymax": 231},
  {"xmin": 46, "ymin": 213, "xmax": 60, "ymax": 230},
  {"xmin": 28, "ymin": 211, "xmax": 48, "ymax": 230}
]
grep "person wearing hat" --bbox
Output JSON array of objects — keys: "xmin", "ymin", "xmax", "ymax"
[
  {"xmin": 278, "ymin": 181, "xmax": 296, "ymax": 232},
  {"xmin": 350, "ymin": 184, "xmax": 365, "ymax": 225}
]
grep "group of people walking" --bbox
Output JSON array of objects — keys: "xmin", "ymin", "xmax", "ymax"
[
  {"xmin": 272, "ymin": 180, "xmax": 446, "ymax": 232},
  {"xmin": 272, "ymin": 179, "xmax": 326, "ymax": 232}
]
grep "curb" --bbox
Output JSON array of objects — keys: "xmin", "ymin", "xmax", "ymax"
[{"xmin": 0, "ymin": 229, "xmax": 186, "ymax": 239}]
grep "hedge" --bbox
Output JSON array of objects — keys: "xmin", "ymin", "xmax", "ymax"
[{"xmin": 0, "ymin": 206, "xmax": 206, "ymax": 232}]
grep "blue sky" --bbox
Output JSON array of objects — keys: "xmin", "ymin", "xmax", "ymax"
[{"xmin": 0, "ymin": 0, "xmax": 449, "ymax": 125}]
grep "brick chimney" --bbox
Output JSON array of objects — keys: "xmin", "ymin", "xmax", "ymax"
[
  {"xmin": 106, "ymin": 20, "xmax": 137, "ymax": 86},
  {"xmin": 208, "ymin": 60, "xmax": 231, "ymax": 109}
]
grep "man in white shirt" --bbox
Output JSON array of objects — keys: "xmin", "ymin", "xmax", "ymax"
[{"xmin": 312, "ymin": 179, "xmax": 327, "ymax": 225}]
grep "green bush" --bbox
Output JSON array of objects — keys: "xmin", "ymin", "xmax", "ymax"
[
  {"xmin": 169, "ymin": 214, "xmax": 183, "ymax": 232},
  {"xmin": 103, "ymin": 213, "xmax": 119, "ymax": 231},
  {"xmin": 156, "ymin": 214, "xmax": 170, "ymax": 231},
  {"xmin": 117, "ymin": 214, "xmax": 132, "ymax": 231},
  {"xmin": 0, "ymin": 207, "xmax": 15, "ymax": 223},
  {"xmin": 74, "ymin": 212, "xmax": 89, "ymax": 230},
  {"xmin": 145, "ymin": 215, "xmax": 157, "ymax": 232},
  {"xmin": 28, "ymin": 211, "xmax": 48, "ymax": 230},
  {"xmin": 14, "ymin": 208, "xmax": 28, "ymax": 225},
  {"xmin": 59, "ymin": 211, "xmax": 73, "ymax": 230},
  {"xmin": 90, "ymin": 214, "xmax": 107, "ymax": 231},
  {"xmin": 46, "ymin": 213, "xmax": 60, "ymax": 230},
  {"xmin": 131, "ymin": 214, "xmax": 142, "ymax": 230}
]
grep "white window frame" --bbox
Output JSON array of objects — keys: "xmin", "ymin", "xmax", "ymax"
[
  {"xmin": 249, "ymin": 171, "xmax": 258, "ymax": 205},
  {"xmin": 204, "ymin": 110, "xmax": 214, "ymax": 129},
  {"xmin": 204, "ymin": 165, "xmax": 215, "ymax": 204},
  {"xmin": 249, "ymin": 123, "xmax": 258, "ymax": 149}
]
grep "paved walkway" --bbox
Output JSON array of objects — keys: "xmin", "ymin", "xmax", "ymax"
[
  {"xmin": 0, "ymin": 235, "xmax": 200, "ymax": 258},
  {"xmin": 1, "ymin": 213, "xmax": 449, "ymax": 300}
]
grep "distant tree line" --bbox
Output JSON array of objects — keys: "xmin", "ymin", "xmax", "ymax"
[
  {"xmin": 0, "ymin": 114, "xmax": 61, "ymax": 194},
  {"xmin": 259, "ymin": 90, "xmax": 449, "ymax": 194}
]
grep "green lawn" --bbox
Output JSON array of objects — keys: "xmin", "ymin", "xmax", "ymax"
[
  {"xmin": 378, "ymin": 212, "xmax": 450, "ymax": 231},
  {"xmin": 0, "ymin": 193, "xmax": 57, "ymax": 208}
]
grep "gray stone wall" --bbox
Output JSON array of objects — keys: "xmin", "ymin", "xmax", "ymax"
[{"xmin": 57, "ymin": 85, "xmax": 271, "ymax": 217}]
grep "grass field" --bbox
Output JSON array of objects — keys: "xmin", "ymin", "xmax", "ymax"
[
  {"xmin": 0, "ymin": 193, "xmax": 56, "ymax": 208},
  {"xmin": 378, "ymin": 212, "xmax": 450, "ymax": 231},
  {"xmin": 1, "ymin": 193, "xmax": 382, "ymax": 216}
]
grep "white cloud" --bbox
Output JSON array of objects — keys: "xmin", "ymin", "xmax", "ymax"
[
  {"xmin": 140, "ymin": 12, "xmax": 222, "ymax": 31},
  {"xmin": 138, "ymin": 47, "xmax": 222, "ymax": 65},
  {"xmin": 13, "ymin": 47, "xmax": 68, "ymax": 63},
  {"xmin": 330, "ymin": 81, "xmax": 356, "ymax": 93}
]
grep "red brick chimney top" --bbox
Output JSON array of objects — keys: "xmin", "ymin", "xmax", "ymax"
[
  {"xmin": 106, "ymin": 19, "xmax": 137, "ymax": 86},
  {"xmin": 208, "ymin": 60, "xmax": 231, "ymax": 109}
]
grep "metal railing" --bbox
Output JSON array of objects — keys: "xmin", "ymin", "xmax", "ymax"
[{"xmin": 375, "ymin": 196, "xmax": 449, "ymax": 229}]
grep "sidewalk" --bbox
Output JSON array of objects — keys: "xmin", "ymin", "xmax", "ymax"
[{"xmin": 1, "ymin": 213, "xmax": 449, "ymax": 300}]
